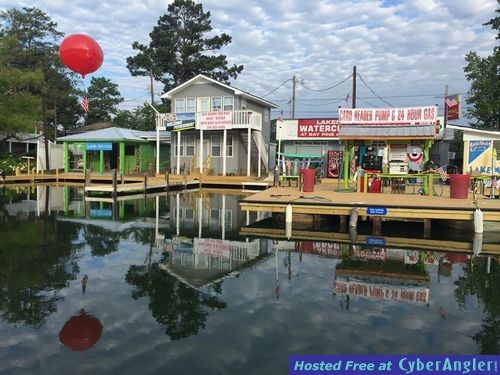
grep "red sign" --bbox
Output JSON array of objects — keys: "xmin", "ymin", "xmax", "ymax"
[
  {"xmin": 297, "ymin": 119, "xmax": 339, "ymax": 138},
  {"xmin": 339, "ymin": 106, "xmax": 437, "ymax": 126}
]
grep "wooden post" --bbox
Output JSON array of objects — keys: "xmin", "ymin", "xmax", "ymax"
[
  {"xmin": 339, "ymin": 215, "xmax": 347, "ymax": 232},
  {"xmin": 423, "ymin": 218, "xmax": 431, "ymax": 238},
  {"xmin": 428, "ymin": 173, "xmax": 433, "ymax": 196},
  {"xmin": 144, "ymin": 173, "xmax": 148, "ymax": 200},
  {"xmin": 349, "ymin": 207, "xmax": 358, "ymax": 228},
  {"xmin": 56, "ymin": 168, "xmax": 59, "ymax": 184},
  {"xmin": 165, "ymin": 172, "xmax": 170, "ymax": 192},
  {"xmin": 112, "ymin": 169, "xmax": 118, "ymax": 200},
  {"xmin": 372, "ymin": 217, "xmax": 382, "ymax": 235}
]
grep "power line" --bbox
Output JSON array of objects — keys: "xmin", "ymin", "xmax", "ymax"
[
  {"xmin": 262, "ymin": 78, "xmax": 292, "ymax": 98},
  {"xmin": 357, "ymin": 74, "xmax": 395, "ymax": 108},
  {"xmin": 301, "ymin": 74, "xmax": 352, "ymax": 92}
]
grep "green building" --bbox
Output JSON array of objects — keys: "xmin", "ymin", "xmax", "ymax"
[{"xmin": 57, "ymin": 127, "xmax": 171, "ymax": 174}]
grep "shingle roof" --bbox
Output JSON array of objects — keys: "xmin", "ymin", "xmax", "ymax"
[{"xmin": 339, "ymin": 125, "xmax": 436, "ymax": 139}]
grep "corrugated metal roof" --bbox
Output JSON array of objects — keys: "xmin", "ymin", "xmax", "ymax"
[
  {"xmin": 57, "ymin": 127, "xmax": 170, "ymax": 142},
  {"xmin": 339, "ymin": 125, "xmax": 435, "ymax": 139}
]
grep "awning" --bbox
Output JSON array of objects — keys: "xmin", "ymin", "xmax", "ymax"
[{"xmin": 339, "ymin": 125, "xmax": 435, "ymax": 140}]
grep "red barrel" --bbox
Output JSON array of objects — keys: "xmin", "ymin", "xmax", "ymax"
[
  {"xmin": 301, "ymin": 169, "xmax": 316, "ymax": 192},
  {"xmin": 450, "ymin": 174, "xmax": 470, "ymax": 199}
]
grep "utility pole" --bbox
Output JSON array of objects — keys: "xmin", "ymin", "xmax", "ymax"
[
  {"xmin": 443, "ymin": 84, "xmax": 449, "ymax": 129},
  {"xmin": 291, "ymin": 75, "xmax": 296, "ymax": 119},
  {"xmin": 149, "ymin": 70, "xmax": 155, "ymax": 105},
  {"xmin": 352, "ymin": 66, "xmax": 357, "ymax": 109}
]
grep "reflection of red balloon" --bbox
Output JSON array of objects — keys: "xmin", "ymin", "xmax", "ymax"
[
  {"xmin": 59, "ymin": 309, "xmax": 103, "ymax": 352},
  {"xmin": 59, "ymin": 34, "xmax": 103, "ymax": 78}
]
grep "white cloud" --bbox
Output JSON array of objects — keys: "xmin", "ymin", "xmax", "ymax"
[{"xmin": 0, "ymin": 0, "xmax": 496, "ymax": 118}]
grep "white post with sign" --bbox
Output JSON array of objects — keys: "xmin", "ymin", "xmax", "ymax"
[{"xmin": 223, "ymin": 128, "xmax": 227, "ymax": 176}]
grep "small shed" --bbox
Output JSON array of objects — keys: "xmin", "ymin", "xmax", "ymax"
[{"xmin": 57, "ymin": 127, "xmax": 171, "ymax": 174}]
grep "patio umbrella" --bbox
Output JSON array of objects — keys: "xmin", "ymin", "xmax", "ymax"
[{"xmin": 59, "ymin": 309, "xmax": 103, "ymax": 352}]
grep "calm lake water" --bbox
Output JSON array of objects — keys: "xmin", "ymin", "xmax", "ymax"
[{"xmin": 0, "ymin": 186, "xmax": 498, "ymax": 374}]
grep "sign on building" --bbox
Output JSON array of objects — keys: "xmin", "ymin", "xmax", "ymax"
[
  {"xmin": 198, "ymin": 111, "xmax": 233, "ymax": 130},
  {"xmin": 339, "ymin": 106, "xmax": 437, "ymax": 126}
]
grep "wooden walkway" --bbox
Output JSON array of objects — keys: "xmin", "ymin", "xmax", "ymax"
[{"xmin": 2, "ymin": 172, "xmax": 271, "ymax": 195}]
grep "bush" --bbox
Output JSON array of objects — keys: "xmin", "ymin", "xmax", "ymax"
[{"xmin": 0, "ymin": 153, "xmax": 28, "ymax": 175}]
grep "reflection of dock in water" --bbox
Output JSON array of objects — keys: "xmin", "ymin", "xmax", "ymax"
[
  {"xmin": 159, "ymin": 236, "xmax": 269, "ymax": 289},
  {"xmin": 241, "ymin": 225, "xmax": 500, "ymax": 255}
]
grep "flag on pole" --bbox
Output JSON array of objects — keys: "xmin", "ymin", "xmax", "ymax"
[
  {"xmin": 344, "ymin": 94, "xmax": 350, "ymax": 103},
  {"xmin": 436, "ymin": 165, "xmax": 448, "ymax": 182},
  {"xmin": 278, "ymin": 110, "xmax": 284, "ymax": 122},
  {"xmin": 350, "ymin": 155, "xmax": 357, "ymax": 177},
  {"xmin": 445, "ymin": 94, "xmax": 460, "ymax": 120},
  {"xmin": 80, "ymin": 96, "xmax": 89, "ymax": 113}
]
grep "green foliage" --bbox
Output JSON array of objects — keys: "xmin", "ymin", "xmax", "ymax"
[
  {"xmin": 113, "ymin": 103, "xmax": 156, "ymax": 130},
  {"xmin": 126, "ymin": 0, "xmax": 243, "ymax": 93},
  {"xmin": 86, "ymin": 77, "xmax": 124, "ymax": 124},
  {"xmin": 463, "ymin": 2, "xmax": 500, "ymax": 130},
  {"xmin": 0, "ymin": 153, "xmax": 28, "ymax": 175}
]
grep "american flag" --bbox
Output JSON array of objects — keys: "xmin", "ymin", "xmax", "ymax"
[
  {"xmin": 445, "ymin": 96, "xmax": 458, "ymax": 108},
  {"xmin": 80, "ymin": 96, "xmax": 89, "ymax": 113},
  {"xmin": 278, "ymin": 110, "xmax": 284, "ymax": 122},
  {"xmin": 344, "ymin": 94, "xmax": 350, "ymax": 102},
  {"xmin": 350, "ymin": 155, "xmax": 357, "ymax": 177},
  {"xmin": 436, "ymin": 165, "xmax": 448, "ymax": 182}
]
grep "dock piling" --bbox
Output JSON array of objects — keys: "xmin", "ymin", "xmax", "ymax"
[{"xmin": 349, "ymin": 207, "xmax": 358, "ymax": 228}]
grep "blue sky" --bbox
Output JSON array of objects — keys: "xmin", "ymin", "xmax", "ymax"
[{"xmin": 0, "ymin": 0, "xmax": 497, "ymax": 120}]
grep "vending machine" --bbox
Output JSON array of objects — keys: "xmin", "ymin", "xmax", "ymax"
[{"xmin": 327, "ymin": 150, "xmax": 343, "ymax": 178}]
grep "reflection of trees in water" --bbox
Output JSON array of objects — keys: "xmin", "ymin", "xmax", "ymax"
[
  {"xmin": 126, "ymin": 261, "xmax": 226, "ymax": 340},
  {"xmin": 454, "ymin": 258, "xmax": 500, "ymax": 354},
  {"xmin": 0, "ymin": 219, "xmax": 81, "ymax": 327},
  {"xmin": 83, "ymin": 225, "xmax": 122, "ymax": 256}
]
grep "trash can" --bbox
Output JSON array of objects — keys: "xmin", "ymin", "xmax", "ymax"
[
  {"xmin": 301, "ymin": 169, "xmax": 316, "ymax": 192},
  {"xmin": 370, "ymin": 179, "xmax": 381, "ymax": 193},
  {"xmin": 450, "ymin": 174, "xmax": 470, "ymax": 199}
]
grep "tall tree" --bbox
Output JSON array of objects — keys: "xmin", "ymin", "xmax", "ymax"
[
  {"xmin": 126, "ymin": 0, "xmax": 243, "ymax": 94},
  {"xmin": 86, "ymin": 77, "xmax": 124, "ymax": 124},
  {"xmin": 0, "ymin": 35, "xmax": 42, "ymax": 143},
  {"xmin": 463, "ymin": 2, "xmax": 500, "ymax": 130}
]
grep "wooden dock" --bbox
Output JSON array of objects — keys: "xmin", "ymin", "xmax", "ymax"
[{"xmin": 239, "ymin": 179, "xmax": 500, "ymax": 231}]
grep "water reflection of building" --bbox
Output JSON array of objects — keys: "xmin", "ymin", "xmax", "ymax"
[{"xmin": 160, "ymin": 236, "xmax": 267, "ymax": 289}]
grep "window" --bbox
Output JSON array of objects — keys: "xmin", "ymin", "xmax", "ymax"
[
  {"xmin": 186, "ymin": 98, "xmax": 195, "ymax": 113},
  {"xmin": 185, "ymin": 135, "xmax": 195, "ymax": 156},
  {"xmin": 210, "ymin": 209, "xmax": 220, "ymax": 221},
  {"xmin": 223, "ymin": 96, "xmax": 234, "ymax": 111},
  {"xmin": 198, "ymin": 97, "xmax": 210, "ymax": 112},
  {"xmin": 175, "ymin": 98, "xmax": 185, "ymax": 113},
  {"xmin": 212, "ymin": 97, "xmax": 222, "ymax": 111},
  {"xmin": 211, "ymin": 135, "xmax": 221, "ymax": 157},
  {"xmin": 125, "ymin": 145, "xmax": 135, "ymax": 156},
  {"xmin": 226, "ymin": 135, "xmax": 233, "ymax": 157},
  {"xmin": 175, "ymin": 139, "xmax": 184, "ymax": 156},
  {"xmin": 224, "ymin": 210, "xmax": 232, "ymax": 230}
]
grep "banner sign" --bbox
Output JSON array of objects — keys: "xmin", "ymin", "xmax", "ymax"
[
  {"xmin": 297, "ymin": 119, "xmax": 339, "ymax": 138},
  {"xmin": 339, "ymin": 106, "xmax": 437, "ymax": 125},
  {"xmin": 198, "ymin": 111, "xmax": 233, "ymax": 130},
  {"xmin": 86, "ymin": 142, "xmax": 112, "ymax": 151},
  {"xmin": 167, "ymin": 112, "xmax": 195, "ymax": 131},
  {"xmin": 334, "ymin": 276, "xmax": 430, "ymax": 304},
  {"xmin": 194, "ymin": 238, "xmax": 231, "ymax": 259},
  {"xmin": 289, "ymin": 355, "xmax": 499, "ymax": 375},
  {"xmin": 466, "ymin": 140, "xmax": 499, "ymax": 174}
]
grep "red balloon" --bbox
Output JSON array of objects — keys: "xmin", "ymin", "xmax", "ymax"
[
  {"xmin": 59, "ymin": 309, "xmax": 103, "ymax": 352},
  {"xmin": 59, "ymin": 34, "xmax": 104, "ymax": 78}
]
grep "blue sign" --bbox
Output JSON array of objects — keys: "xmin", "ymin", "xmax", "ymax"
[
  {"xmin": 367, "ymin": 206, "xmax": 387, "ymax": 215},
  {"xmin": 289, "ymin": 354, "xmax": 499, "ymax": 375},
  {"xmin": 468, "ymin": 140, "xmax": 491, "ymax": 164},
  {"xmin": 366, "ymin": 237, "xmax": 386, "ymax": 247},
  {"xmin": 90, "ymin": 208, "xmax": 113, "ymax": 218},
  {"xmin": 86, "ymin": 142, "xmax": 113, "ymax": 151}
]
